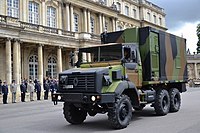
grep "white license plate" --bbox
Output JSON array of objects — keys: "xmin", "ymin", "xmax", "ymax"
[{"xmin": 64, "ymin": 85, "xmax": 73, "ymax": 89}]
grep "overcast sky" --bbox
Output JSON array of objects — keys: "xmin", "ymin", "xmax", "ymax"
[{"xmin": 150, "ymin": 0, "xmax": 200, "ymax": 53}]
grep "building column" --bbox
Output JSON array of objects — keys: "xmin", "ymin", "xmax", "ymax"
[
  {"xmin": 19, "ymin": 0, "xmax": 23, "ymax": 21},
  {"xmin": 38, "ymin": 44, "xmax": 43, "ymax": 85},
  {"xmin": 84, "ymin": 9, "xmax": 88, "ymax": 32},
  {"xmin": 5, "ymin": 38, "xmax": 12, "ymax": 84},
  {"xmin": 87, "ymin": 53, "xmax": 91, "ymax": 62},
  {"xmin": 112, "ymin": 18, "xmax": 116, "ymax": 31},
  {"xmin": 41, "ymin": 1, "xmax": 46, "ymax": 25},
  {"xmin": 87, "ymin": 10, "xmax": 91, "ymax": 33},
  {"xmin": 57, "ymin": 47, "xmax": 62, "ymax": 75},
  {"xmin": 13, "ymin": 39, "xmax": 20, "ymax": 84},
  {"xmin": 102, "ymin": 15, "xmax": 105, "ymax": 32},
  {"xmin": 58, "ymin": 2, "xmax": 62, "ymax": 29},
  {"xmin": 194, "ymin": 63, "xmax": 198, "ymax": 79},
  {"xmin": 99, "ymin": 14, "xmax": 102, "ymax": 34},
  {"xmin": 70, "ymin": 4, "xmax": 74, "ymax": 32},
  {"xmin": 18, "ymin": 42, "xmax": 21, "ymax": 83},
  {"xmin": 66, "ymin": 3, "xmax": 70, "ymax": 31},
  {"xmin": 22, "ymin": 0, "xmax": 27, "ymax": 22}
]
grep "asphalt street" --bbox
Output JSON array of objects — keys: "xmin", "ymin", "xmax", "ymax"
[{"xmin": 0, "ymin": 87, "xmax": 200, "ymax": 133}]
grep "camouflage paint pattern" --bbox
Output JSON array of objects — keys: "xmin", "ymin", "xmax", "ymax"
[
  {"xmin": 101, "ymin": 27, "xmax": 188, "ymax": 86},
  {"xmin": 101, "ymin": 28, "xmax": 139, "ymax": 44}
]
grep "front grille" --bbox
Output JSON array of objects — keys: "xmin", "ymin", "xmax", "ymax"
[{"xmin": 67, "ymin": 73, "xmax": 96, "ymax": 92}]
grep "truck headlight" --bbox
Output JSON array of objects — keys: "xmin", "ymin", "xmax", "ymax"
[
  {"xmin": 58, "ymin": 95, "xmax": 62, "ymax": 100},
  {"xmin": 91, "ymin": 96, "xmax": 96, "ymax": 102}
]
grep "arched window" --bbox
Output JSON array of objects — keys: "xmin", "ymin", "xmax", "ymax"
[
  {"xmin": 125, "ymin": 6, "xmax": 129, "ymax": 16},
  {"xmin": 48, "ymin": 56, "xmax": 57, "ymax": 78},
  {"xmin": 29, "ymin": 55, "xmax": 38, "ymax": 80},
  {"xmin": 90, "ymin": 17, "xmax": 95, "ymax": 33},
  {"xmin": 116, "ymin": 2, "xmax": 121, "ymax": 11},
  {"xmin": 117, "ymin": 25, "xmax": 123, "ymax": 31},
  {"xmin": 73, "ymin": 13, "xmax": 79, "ymax": 32}
]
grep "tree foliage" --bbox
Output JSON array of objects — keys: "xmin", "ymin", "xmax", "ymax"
[
  {"xmin": 196, "ymin": 24, "xmax": 200, "ymax": 53},
  {"xmin": 197, "ymin": 23, "xmax": 200, "ymax": 46}
]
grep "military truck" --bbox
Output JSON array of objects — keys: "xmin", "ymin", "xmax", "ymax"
[{"xmin": 52, "ymin": 27, "xmax": 188, "ymax": 129}]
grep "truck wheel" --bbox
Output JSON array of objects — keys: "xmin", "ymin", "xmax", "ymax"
[
  {"xmin": 169, "ymin": 88, "xmax": 181, "ymax": 112},
  {"xmin": 108, "ymin": 95, "xmax": 132, "ymax": 129},
  {"xmin": 154, "ymin": 89, "xmax": 170, "ymax": 116},
  {"xmin": 63, "ymin": 103, "xmax": 87, "ymax": 124}
]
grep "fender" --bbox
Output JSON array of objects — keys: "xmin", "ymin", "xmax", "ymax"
[{"xmin": 114, "ymin": 81, "xmax": 140, "ymax": 107}]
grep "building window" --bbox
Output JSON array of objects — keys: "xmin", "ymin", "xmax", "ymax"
[
  {"xmin": 7, "ymin": 0, "xmax": 19, "ymax": 18},
  {"xmin": 29, "ymin": 55, "xmax": 38, "ymax": 80},
  {"xmin": 48, "ymin": 56, "xmax": 57, "ymax": 78},
  {"xmin": 133, "ymin": 9, "xmax": 137, "ymax": 19},
  {"xmin": 116, "ymin": 2, "xmax": 121, "ymax": 11},
  {"xmin": 159, "ymin": 17, "xmax": 162, "ymax": 25},
  {"xmin": 125, "ymin": 6, "xmax": 129, "ymax": 16},
  {"xmin": 153, "ymin": 15, "xmax": 156, "ymax": 24},
  {"xmin": 74, "ymin": 13, "xmax": 79, "ymax": 32},
  {"xmin": 117, "ymin": 25, "xmax": 123, "ymax": 31},
  {"xmin": 147, "ymin": 12, "xmax": 151, "ymax": 21},
  {"xmin": 90, "ymin": 17, "xmax": 95, "ymax": 33},
  {"xmin": 99, "ymin": 0, "xmax": 107, "ymax": 5},
  {"xmin": 104, "ymin": 21, "xmax": 108, "ymax": 32},
  {"xmin": 28, "ymin": 1, "xmax": 39, "ymax": 24},
  {"xmin": 47, "ymin": 6, "xmax": 56, "ymax": 28}
]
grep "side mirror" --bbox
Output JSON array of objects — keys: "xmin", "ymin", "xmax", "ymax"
[{"xmin": 121, "ymin": 58, "xmax": 127, "ymax": 64}]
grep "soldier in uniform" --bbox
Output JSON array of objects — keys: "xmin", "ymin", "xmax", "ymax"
[
  {"xmin": 35, "ymin": 80, "xmax": 41, "ymax": 100},
  {"xmin": 44, "ymin": 79, "xmax": 50, "ymax": 100},
  {"xmin": 10, "ymin": 80, "xmax": 17, "ymax": 103},
  {"xmin": 2, "ymin": 81, "xmax": 8, "ymax": 104},
  {"xmin": 27, "ymin": 80, "xmax": 35, "ymax": 101},
  {"xmin": 20, "ymin": 81, "xmax": 26, "ymax": 102},
  {"xmin": 0, "ymin": 79, "xmax": 2, "ymax": 94}
]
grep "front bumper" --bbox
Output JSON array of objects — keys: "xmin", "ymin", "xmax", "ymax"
[{"xmin": 52, "ymin": 93, "xmax": 115, "ymax": 105}]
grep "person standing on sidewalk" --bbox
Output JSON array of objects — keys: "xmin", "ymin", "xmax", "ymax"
[
  {"xmin": 27, "ymin": 80, "xmax": 35, "ymax": 101},
  {"xmin": 0, "ymin": 79, "xmax": 2, "ymax": 94},
  {"xmin": 2, "ymin": 81, "xmax": 8, "ymax": 104},
  {"xmin": 35, "ymin": 80, "xmax": 41, "ymax": 100},
  {"xmin": 44, "ymin": 79, "xmax": 50, "ymax": 100},
  {"xmin": 10, "ymin": 80, "xmax": 17, "ymax": 103},
  {"xmin": 20, "ymin": 81, "xmax": 26, "ymax": 102}
]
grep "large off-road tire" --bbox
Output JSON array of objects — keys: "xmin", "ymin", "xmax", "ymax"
[
  {"xmin": 154, "ymin": 89, "xmax": 170, "ymax": 116},
  {"xmin": 169, "ymin": 88, "xmax": 181, "ymax": 112},
  {"xmin": 63, "ymin": 102, "xmax": 87, "ymax": 124},
  {"xmin": 108, "ymin": 95, "xmax": 132, "ymax": 129}
]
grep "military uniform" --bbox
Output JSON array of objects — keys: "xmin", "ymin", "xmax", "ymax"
[{"xmin": 2, "ymin": 82, "xmax": 8, "ymax": 104}]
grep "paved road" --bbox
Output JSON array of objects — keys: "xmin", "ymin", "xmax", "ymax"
[{"xmin": 0, "ymin": 87, "xmax": 200, "ymax": 133}]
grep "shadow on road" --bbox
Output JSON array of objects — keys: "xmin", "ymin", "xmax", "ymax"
[{"xmin": 59, "ymin": 107, "xmax": 158, "ymax": 132}]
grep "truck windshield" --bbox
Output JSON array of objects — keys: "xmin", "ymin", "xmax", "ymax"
[{"xmin": 78, "ymin": 44, "xmax": 122, "ymax": 63}]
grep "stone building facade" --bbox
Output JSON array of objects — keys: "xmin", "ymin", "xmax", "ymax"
[
  {"xmin": 187, "ymin": 54, "xmax": 200, "ymax": 80},
  {"xmin": 0, "ymin": 0, "xmax": 166, "ymax": 86}
]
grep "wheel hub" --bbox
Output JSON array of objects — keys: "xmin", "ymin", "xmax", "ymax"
[{"xmin": 119, "ymin": 104, "xmax": 128, "ymax": 121}]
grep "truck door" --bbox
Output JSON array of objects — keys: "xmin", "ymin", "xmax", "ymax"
[
  {"xmin": 124, "ymin": 46, "xmax": 142, "ymax": 87},
  {"xmin": 150, "ymin": 32, "xmax": 160, "ymax": 80}
]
